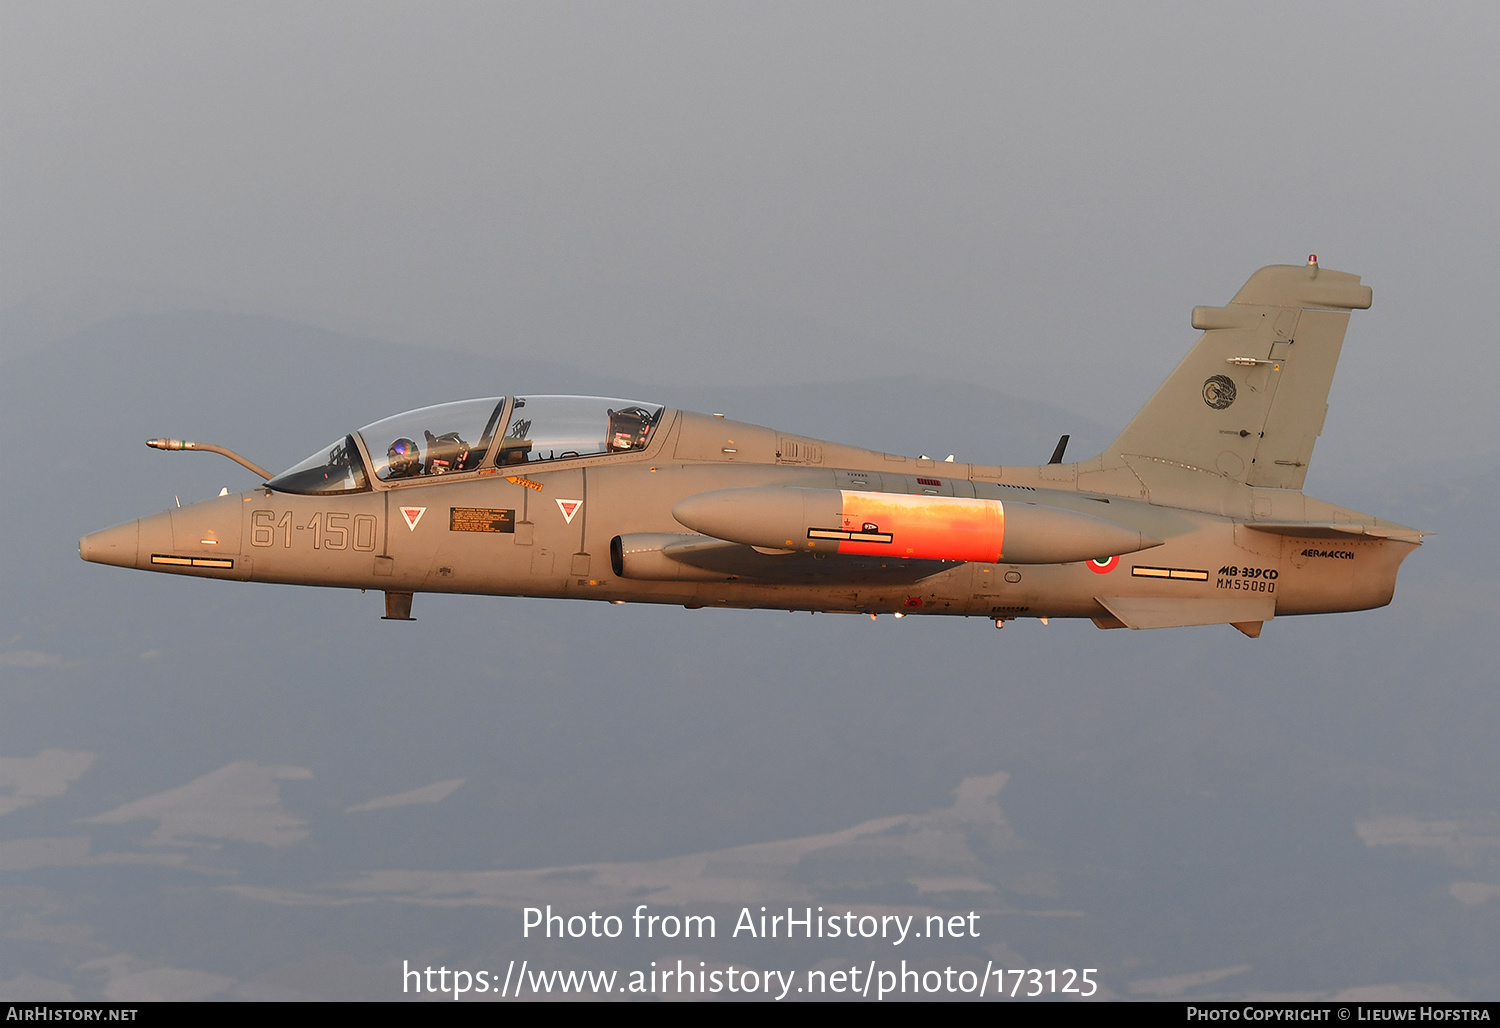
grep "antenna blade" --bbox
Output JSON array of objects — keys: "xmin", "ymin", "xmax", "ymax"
[{"xmin": 1048, "ymin": 434, "xmax": 1070, "ymax": 465}]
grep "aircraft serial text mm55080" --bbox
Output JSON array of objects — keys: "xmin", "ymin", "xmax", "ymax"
[{"xmin": 81, "ymin": 259, "xmax": 1424, "ymax": 636}]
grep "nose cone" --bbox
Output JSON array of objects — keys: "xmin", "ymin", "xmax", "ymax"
[
  {"xmin": 80, "ymin": 519, "xmax": 141, "ymax": 568},
  {"xmin": 79, "ymin": 509, "xmax": 177, "ymax": 570}
]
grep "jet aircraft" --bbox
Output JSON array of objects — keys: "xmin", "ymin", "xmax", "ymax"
[{"xmin": 80, "ymin": 259, "xmax": 1423, "ymax": 636}]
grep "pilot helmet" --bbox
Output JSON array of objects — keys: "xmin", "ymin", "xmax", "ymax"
[{"xmin": 388, "ymin": 437, "xmax": 420, "ymax": 475}]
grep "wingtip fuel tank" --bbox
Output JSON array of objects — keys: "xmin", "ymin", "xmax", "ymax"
[{"xmin": 671, "ymin": 487, "xmax": 1162, "ymax": 565}]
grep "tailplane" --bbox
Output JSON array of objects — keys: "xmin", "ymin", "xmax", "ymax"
[{"xmin": 1100, "ymin": 258, "xmax": 1371, "ymax": 493}]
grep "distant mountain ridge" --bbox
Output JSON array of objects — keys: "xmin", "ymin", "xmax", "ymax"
[{"xmin": 1, "ymin": 307, "xmax": 1112, "ymax": 483}]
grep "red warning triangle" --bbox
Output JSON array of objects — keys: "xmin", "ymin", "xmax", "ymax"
[
  {"xmin": 400, "ymin": 506, "xmax": 427, "ymax": 531},
  {"xmin": 555, "ymin": 498, "xmax": 582, "ymax": 524}
]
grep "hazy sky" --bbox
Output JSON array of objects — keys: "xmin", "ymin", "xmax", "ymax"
[{"xmin": 4, "ymin": 2, "xmax": 1498, "ymax": 456}]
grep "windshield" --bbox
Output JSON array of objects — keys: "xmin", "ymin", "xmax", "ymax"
[
  {"xmin": 358, "ymin": 398, "xmax": 507, "ymax": 482},
  {"xmin": 266, "ymin": 435, "xmax": 370, "ymax": 495},
  {"xmin": 500, "ymin": 396, "xmax": 662, "ymax": 466}
]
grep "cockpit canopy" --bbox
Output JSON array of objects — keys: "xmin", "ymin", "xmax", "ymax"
[
  {"xmin": 364, "ymin": 398, "xmax": 507, "ymax": 482},
  {"xmin": 266, "ymin": 396, "xmax": 664, "ymax": 495}
]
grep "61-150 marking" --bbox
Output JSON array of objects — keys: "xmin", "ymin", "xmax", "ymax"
[{"xmin": 251, "ymin": 510, "xmax": 378, "ymax": 551}]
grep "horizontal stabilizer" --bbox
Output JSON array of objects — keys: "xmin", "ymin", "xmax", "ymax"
[
  {"xmin": 1242, "ymin": 521, "xmax": 1425, "ymax": 543},
  {"xmin": 1096, "ymin": 595, "xmax": 1274, "ymax": 630}
]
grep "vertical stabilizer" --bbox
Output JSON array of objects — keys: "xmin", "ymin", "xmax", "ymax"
[{"xmin": 1101, "ymin": 261, "xmax": 1371, "ymax": 494}]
